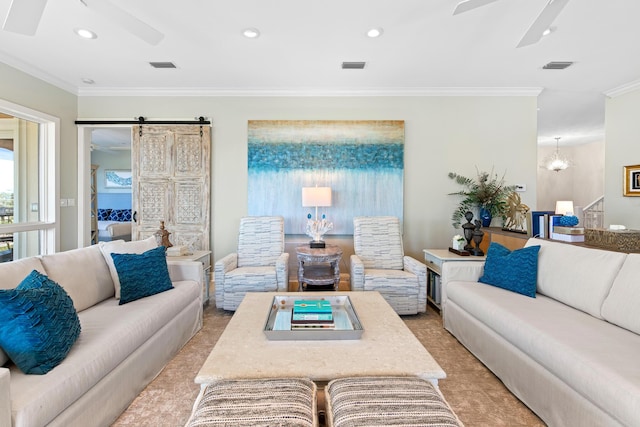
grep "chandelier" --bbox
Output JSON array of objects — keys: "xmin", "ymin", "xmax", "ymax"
[{"xmin": 543, "ymin": 137, "xmax": 571, "ymax": 172}]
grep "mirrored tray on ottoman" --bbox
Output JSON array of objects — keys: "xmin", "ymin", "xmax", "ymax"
[{"xmin": 263, "ymin": 295, "xmax": 364, "ymax": 341}]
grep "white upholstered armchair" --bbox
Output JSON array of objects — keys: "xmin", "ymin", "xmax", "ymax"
[
  {"xmin": 350, "ymin": 216, "xmax": 427, "ymax": 315},
  {"xmin": 214, "ymin": 216, "xmax": 289, "ymax": 311}
]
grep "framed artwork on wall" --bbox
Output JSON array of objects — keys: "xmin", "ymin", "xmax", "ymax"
[
  {"xmin": 623, "ymin": 164, "xmax": 640, "ymax": 196},
  {"xmin": 247, "ymin": 120, "xmax": 405, "ymax": 235},
  {"xmin": 104, "ymin": 169, "xmax": 132, "ymax": 189}
]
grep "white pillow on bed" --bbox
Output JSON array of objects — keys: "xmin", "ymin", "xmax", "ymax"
[{"xmin": 100, "ymin": 237, "xmax": 157, "ymax": 299}]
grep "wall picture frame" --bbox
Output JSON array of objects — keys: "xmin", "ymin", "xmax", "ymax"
[
  {"xmin": 104, "ymin": 169, "xmax": 132, "ymax": 189},
  {"xmin": 623, "ymin": 164, "xmax": 640, "ymax": 197}
]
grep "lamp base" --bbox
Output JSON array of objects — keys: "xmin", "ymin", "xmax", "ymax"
[{"xmin": 309, "ymin": 240, "xmax": 326, "ymax": 248}]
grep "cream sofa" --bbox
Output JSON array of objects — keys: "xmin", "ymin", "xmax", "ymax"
[
  {"xmin": 442, "ymin": 238, "xmax": 640, "ymax": 426},
  {"xmin": 0, "ymin": 241, "xmax": 203, "ymax": 427}
]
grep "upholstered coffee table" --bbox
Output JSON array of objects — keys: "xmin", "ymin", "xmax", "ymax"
[{"xmin": 196, "ymin": 291, "xmax": 446, "ymax": 385}]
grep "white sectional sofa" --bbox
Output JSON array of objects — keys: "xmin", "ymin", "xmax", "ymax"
[
  {"xmin": 442, "ymin": 238, "xmax": 640, "ymax": 426},
  {"xmin": 0, "ymin": 241, "xmax": 203, "ymax": 427}
]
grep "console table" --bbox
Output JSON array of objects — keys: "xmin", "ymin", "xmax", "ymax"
[{"xmin": 296, "ymin": 245, "xmax": 343, "ymax": 291}]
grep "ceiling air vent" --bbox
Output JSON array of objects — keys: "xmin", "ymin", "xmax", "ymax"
[
  {"xmin": 542, "ymin": 61, "xmax": 573, "ymax": 70},
  {"xmin": 149, "ymin": 61, "xmax": 177, "ymax": 69},
  {"xmin": 342, "ymin": 62, "xmax": 366, "ymax": 69}
]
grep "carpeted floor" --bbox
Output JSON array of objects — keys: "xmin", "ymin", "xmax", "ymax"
[{"xmin": 112, "ymin": 302, "xmax": 545, "ymax": 427}]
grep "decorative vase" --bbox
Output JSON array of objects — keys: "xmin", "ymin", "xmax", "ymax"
[
  {"xmin": 479, "ymin": 206, "xmax": 492, "ymax": 227},
  {"xmin": 470, "ymin": 220, "xmax": 485, "ymax": 256},
  {"xmin": 461, "ymin": 211, "xmax": 475, "ymax": 251}
]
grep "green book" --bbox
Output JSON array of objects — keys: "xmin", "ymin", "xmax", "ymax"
[{"xmin": 293, "ymin": 300, "xmax": 332, "ymax": 314}]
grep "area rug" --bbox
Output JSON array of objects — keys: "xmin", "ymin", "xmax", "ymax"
[{"xmin": 112, "ymin": 304, "xmax": 543, "ymax": 426}]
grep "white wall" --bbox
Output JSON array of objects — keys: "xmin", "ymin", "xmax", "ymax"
[
  {"xmin": 0, "ymin": 63, "xmax": 78, "ymax": 251},
  {"xmin": 78, "ymin": 95, "xmax": 538, "ymax": 262},
  {"xmin": 91, "ymin": 149, "xmax": 132, "ymax": 193},
  {"xmin": 537, "ymin": 140, "xmax": 605, "ymax": 213},
  {"xmin": 605, "ymin": 87, "xmax": 640, "ymax": 229}
]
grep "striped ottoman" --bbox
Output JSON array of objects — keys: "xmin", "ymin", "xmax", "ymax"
[
  {"xmin": 325, "ymin": 376, "xmax": 463, "ymax": 427},
  {"xmin": 186, "ymin": 378, "xmax": 318, "ymax": 427}
]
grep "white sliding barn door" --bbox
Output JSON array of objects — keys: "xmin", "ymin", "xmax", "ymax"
[{"xmin": 132, "ymin": 125, "xmax": 210, "ymax": 251}]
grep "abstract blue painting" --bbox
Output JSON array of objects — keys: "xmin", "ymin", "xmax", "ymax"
[{"xmin": 248, "ymin": 120, "xmax": 404, "ymax": 235}]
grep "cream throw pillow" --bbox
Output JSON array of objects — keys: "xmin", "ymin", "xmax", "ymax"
[{"xmin": 100, "ymin": 237, "xmax": 157, "ymax": 299}]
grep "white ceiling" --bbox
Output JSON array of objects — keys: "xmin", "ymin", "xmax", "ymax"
[{"xmin": 1, "ymin": 0, "xmax": 639, "ymax": 147}]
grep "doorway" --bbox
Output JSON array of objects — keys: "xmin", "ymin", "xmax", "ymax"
[{"xmin": 77, "ymin": 125, "xmax": 132, "ymax": 247}]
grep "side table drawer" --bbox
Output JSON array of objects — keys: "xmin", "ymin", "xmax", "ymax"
[{"xmin": 423, "ymin": 252, "xmax": 443, "ymax": 272}]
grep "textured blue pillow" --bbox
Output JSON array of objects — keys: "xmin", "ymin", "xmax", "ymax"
[
  {"xmin": 111, "ymin": 246, "xmax": 174, "ymax": 305},
  {"xmin": 97, "ymin": 208, "xmax": 112, "ymax": 221},
  {"xmin": 479, "ymin": 243, "xmax": 541, "ymax": 298},
  {"xmin": 107, "ymin": 209, "xmax": 131, "ymax": 222},
  {"xmin": 0, "ymin": 270, "xmax": 81, "ymax": 374}
]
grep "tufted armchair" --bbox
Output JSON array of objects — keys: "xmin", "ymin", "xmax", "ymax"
[
  {"xmin": 214, "ymin": 216, "xmax": 289, "ymax": 311},
  {"xmin": 350, "ymin": 216, "xmax": 427, "ymax": 315}
]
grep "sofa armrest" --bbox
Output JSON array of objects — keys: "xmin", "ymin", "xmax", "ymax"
[
  {"xmin": 404, "ymin": 256, "xmax": 428, "ymax": 310},
  {"xmin": 214, "ymin": 253, "xmax": 238, "ymax": 308},
  {"xmin": 350, "ymin": 255, "xmax": 365, "ymax": 291},
  {"xmin": 440, "ymin": 260, "xmax": 485, "ymax": 310},
  {"xmin": 275, "ymin": 252, "xmax": 290, "ymax": 291},
  {"xmin": 0, "ymin": 367, "xmax": 10, "ymax": 427}
]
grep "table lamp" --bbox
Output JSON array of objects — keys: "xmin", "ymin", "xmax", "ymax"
[
  {"xmin": 302, "ymin": 186, "xmax": 333, "ymax": 248},
  {"xmin": 555, "ymin": 201, "xmax": 574, "ymax": 215}
]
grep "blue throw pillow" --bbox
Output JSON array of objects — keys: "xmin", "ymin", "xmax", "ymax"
[
  {"xmin": 0, "ymin": 270, "xmax": 81, "ymax": 374},
  {"xmin": 111, "ymin": 246, "xmax": 174, "ymax": 305},
  {"xmin": 97, "ymin": 208, "xmax": 112, "ymax": 221},
  {"xmin": 479, "ymin": 243, "xmax": 541, "ymax": 298},
  {"xmin": 107, "ymin": 209, "xmax": 131, "ymax": 222}
]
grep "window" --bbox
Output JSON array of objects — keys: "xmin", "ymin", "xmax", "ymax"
[{"xmin": 0, "ymin": 100, "xmax": 59, "ymax": 262}]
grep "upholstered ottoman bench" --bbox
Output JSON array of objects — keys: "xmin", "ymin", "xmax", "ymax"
[
  {"xmin": 186, "ymin": 377, "xmax": 318, "ymax": 427},
  {"xmin": 325, "ymin": 376, "xmax": 463, "ymax": 427}
]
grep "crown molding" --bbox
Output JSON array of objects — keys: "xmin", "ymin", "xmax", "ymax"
[
  {"xmin": 76, "ymin": 86, "xmax": 543, "ymax": 97},
  {"xmin": 0, "ymin": 53, "xmax": 77, "ymax": 95},
  {"xmin": 604, "ymin": 79, "xmax": 640, "ymax": 98}
]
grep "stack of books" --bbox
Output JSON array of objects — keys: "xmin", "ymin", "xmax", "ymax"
[
  {"xmin": 551, "ymin": 225, "xmax": 585, "ymax": 243},
  {"xmin": 291, "ymin": 300, "xmax": 335, "ymax": 329}
]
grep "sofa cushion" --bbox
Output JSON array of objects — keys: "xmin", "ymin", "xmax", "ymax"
[
  {"xmin": 100, "ymin": 236, "xmax": 157, "ymax": 299},
  {"xmin": 0, "ymin": 257, "xmax": 46, "ymax": 290},
  {"xmin": 40, "ymin": 244, "xmax": 115, "ymax": 312},
  {"xmin": 601, "ymin": 253, "xmax": 640, "ymax": 334},
  {"xmin": 479, "ymin": 242, "xmax": 540, "ymax": 298},
  {"xmin": 111, "ymin": 246, "xmax": 174, "ymax": 305},
  {"xmin": 524, "ymin": 238, "xmax": 627, "ymax": 318},
  {"xmin": 0, "ymin": 271, "xmax": 81, "ymax": 374}
]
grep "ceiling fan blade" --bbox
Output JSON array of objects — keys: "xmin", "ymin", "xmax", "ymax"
[
  {"xmin": 2, "ymin": 0, "xmax": 48, "ymax": 36},
  {"xmin": 453, "ymin": 0, "xmax": 501, "ymax": 15},
  {"xmin": 517, "ymin": 0, "xmax": 570, "ymax": 48},
  {"xmin": 81, "ymin": 0, "xmax": 164, "ymax": 45}
]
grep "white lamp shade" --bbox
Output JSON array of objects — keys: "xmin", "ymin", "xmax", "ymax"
[
  {"xmin": 555, "ymin": 200, "xmax": 574, "ymax": 215},
  {"xmin": 302, "ymin": 187, "xmax": 332, "ymax": 207}
]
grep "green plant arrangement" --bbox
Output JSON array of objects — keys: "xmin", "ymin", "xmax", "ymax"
[{"xmin": 448, "ymin": 167, "xmax": 516, "ymax": 228}]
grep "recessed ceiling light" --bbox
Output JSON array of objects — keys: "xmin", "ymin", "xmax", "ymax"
[
  {"xmin": 74, "ymin": 28, "xmax": 97, "ymax": 39},
  {"xmin": 242, "ymin": 28, "xmax": 260, "ymax": 38},
  {"xmin": 542, "ymin": 26, "xmax": 556, "ymax": 37},
  {"xmin": 366, "ymin": 28, "xmax": 384, "ymax": 38},
  {"xmin": 81, "ymin": 78, "xmax": 95, "ymax": 84}
]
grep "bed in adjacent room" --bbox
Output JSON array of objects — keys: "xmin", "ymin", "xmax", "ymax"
[{"xmin": 97, "ymin": 208, "xmax": 132, "ymax": 242}]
